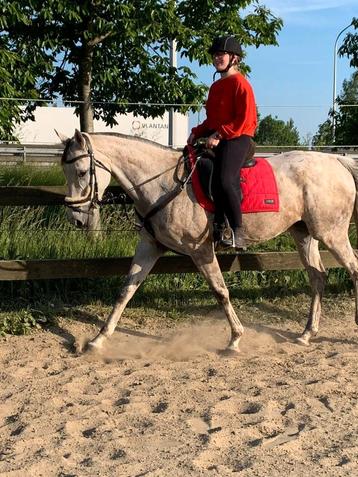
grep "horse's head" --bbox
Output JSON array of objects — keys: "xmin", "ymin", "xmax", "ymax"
[{"xmin": 56, "ymin": 129, "xmax": 112, "ymax": 232}]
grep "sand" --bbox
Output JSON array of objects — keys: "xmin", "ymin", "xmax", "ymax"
[{"xmin": 0, "ymin": 296, "xmax": 357, "ymax": 476}]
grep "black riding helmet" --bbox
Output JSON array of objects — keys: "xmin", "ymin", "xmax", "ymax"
[{"xmin": 208, "ymin": 36, "xmax": 243, "ymax": 57}]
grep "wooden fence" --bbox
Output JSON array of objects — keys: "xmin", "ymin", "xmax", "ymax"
[
  {"xmin": 0, "ymin": 143, "xmax": 63, "ymax": 165},
  {"xmin": 0, "ymin": 185, "xmax": 347, "ymax": 281}
]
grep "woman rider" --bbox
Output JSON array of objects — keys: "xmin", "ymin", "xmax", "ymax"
[{"xmin": 188, "ymin": 36, "xmax": 257, "ymax": 249}]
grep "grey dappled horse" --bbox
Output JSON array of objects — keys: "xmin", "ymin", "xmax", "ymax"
[{"xmin": 57, "ymin": 129, "xmax": 358, "ymax": 353}]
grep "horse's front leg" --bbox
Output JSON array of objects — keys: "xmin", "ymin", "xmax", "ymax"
[
  {"xmin": 87, "ymin": 237, "xmax": 164, "ymax": 352},
  {"xmin": 191, "ymin": 246, "xmax": 244, "ymax": 353}
]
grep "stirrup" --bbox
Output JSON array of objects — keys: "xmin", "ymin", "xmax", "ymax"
[
  {"xmin": 218, "ymin": 238, "xmax": 234, "ymax": 249},
  {"xmin": 214, "ymin": 222, "xmax": 233, "ymax": 250},
  {"xmin": 215, "ymin": 229, "xmax": 246, "ymax": 251}
]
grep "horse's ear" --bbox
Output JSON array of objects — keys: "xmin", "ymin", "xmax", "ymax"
[
  {"xmin": 55, "ymin": 129, "xmax": 69, "ymax": 145},
  {"xmin": 74, "ymin": 129, "xmax": 86, "ymax": 148}
]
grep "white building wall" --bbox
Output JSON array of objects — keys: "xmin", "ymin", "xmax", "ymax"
[{"xmin": 15, "ymin": 107, "xmax": 188, "ymax": 148}]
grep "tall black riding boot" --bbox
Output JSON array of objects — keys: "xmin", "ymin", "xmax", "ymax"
[{"xmin": 233, "ymin": 227, "xmax": 247, "ymax": 251}]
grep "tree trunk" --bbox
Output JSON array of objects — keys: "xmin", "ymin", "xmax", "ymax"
[{"xmin": 79, "ymin": 44, "xmax": 94, "ymax": 132}]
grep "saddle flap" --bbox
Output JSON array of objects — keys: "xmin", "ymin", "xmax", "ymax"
[{"xmin": 186, "ymin": 144, "xmax": 279, "ymax": 214}]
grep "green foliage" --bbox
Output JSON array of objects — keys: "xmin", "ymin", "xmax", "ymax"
[
  {"xmin": 312, "ymin": 119, "xmax": 333, "ymax": 146},
  {"xmin": 338, "ymin": 17, "xmax": 358, "ymax": 68},
  {"xmin": 0, "ymin": 309, "xmax": 40, "ymax": 335},
  {"xmin": 334, "ymin": 71, "xmax": 358, "ymax": 145},
  {"xmin": 313, "ymin": 71, "xmax": 358, "ymax": 146},
  {"xmin": 0, "ymin": 41, "xmax": 39, "ymax": 141},
  {"xmin": 0, "ymin": 0, "xmax": 283, "ymax": 136},
  {"xmin": 313, "ymin": 19, "xmax": 358, "ymax": 146},
  {"xmin": 254, "ymin": 114, "xmax": 300, "ymax": 146}
]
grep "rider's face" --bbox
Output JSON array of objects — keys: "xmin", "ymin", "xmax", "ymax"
[{"xmin": 212, "ymin": 51, "xmax": 231, "ymax": 71}]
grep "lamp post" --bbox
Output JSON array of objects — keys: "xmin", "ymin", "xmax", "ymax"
[
  {"xmin": 168, "ymin": 39, "xmax": 177, "ymax": 147},
  {"xmin": 332, "ymin": 22, "xmax": 352, "ymax": 142}
]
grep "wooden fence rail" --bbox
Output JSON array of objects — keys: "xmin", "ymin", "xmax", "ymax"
[
  {"xmin": 0, "ymin": 144, "xmax": 63, "ymax": 164},
  {"xmin": 0, "ymin": 185, "xmax": 351, "ymax": 281},
  {"xmin": 0, "ymin": 251, "xmax": 343, "ymax": 281},
  {"xmin": 0, "ymin": 186, "xmax": 128, "ymax": 206}
]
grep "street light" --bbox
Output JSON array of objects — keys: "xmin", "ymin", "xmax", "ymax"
[
  {"xmin": 168, "ymin": 39, "xmax": 177, "ymax": 147},
  {"xmin": 332, "ymin": 22, "xmax": 353, "ymax": 142}
]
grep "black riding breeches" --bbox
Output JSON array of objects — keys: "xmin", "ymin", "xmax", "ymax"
[{"xmin": 212, "ymin": 134, "xmax": 254, "ymax": 229}]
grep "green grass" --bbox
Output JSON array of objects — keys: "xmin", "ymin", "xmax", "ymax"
[
  {"xmin": 0, "ymin": 164, "xmax": 356, "ymax": 335},
  {"xmin": 0, "ymin": 164, "xmax": 66, "ymax": 186},
  {"xmin": 0, "ymin": 205, "xmax": 138, "ymax": 260}
]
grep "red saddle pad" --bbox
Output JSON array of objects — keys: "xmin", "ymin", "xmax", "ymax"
[
  {"xmin": 188, "ymin": 147, "xmax": 279, "ymax": 214},
  {"xmin": 240, "ymin": 157, "xmax": 279, "ymax": 213}
]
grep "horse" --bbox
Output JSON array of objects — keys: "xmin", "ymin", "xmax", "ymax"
[{"xmin": 57, "ymin": 129, "xmax": 358, "ymax": 354}]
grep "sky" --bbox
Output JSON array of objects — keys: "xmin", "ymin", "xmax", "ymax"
[{"xmin": 188, "ymin": 0, "xmax": 357, "ymax": 141}]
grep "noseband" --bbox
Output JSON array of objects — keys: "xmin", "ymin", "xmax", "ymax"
[{"xmin": 62, "ymin": 134, "xmax": 112, "ymax": 212}]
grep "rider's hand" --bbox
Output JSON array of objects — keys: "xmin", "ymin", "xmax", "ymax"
[
  {"xmin": 206, "ymin": 132, "xmax": 221, "ymax": 149},
  {"xmin": 187, "ymin": 133, "xmax": 196, "ymax": 145}
]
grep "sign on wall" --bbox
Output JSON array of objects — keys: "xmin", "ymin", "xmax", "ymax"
[{"xmin": 15, "ymin": 107, "xmax": 188, "ymax": 147}]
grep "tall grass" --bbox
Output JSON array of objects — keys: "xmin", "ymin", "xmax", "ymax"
[
  {"xmin": 0, "ymin": 164, "xmax": 355, "ymax": 334},
  {"xmin": 0, "ymin": 163, "xmax": 66, "ymax": 186}
]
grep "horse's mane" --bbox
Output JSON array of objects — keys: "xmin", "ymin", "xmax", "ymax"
[{"xmin": 89, "ymin": 132, "xmax": 180, "ymax": 152}]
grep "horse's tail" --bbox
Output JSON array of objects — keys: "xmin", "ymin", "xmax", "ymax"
[
  {"xmin": 336, "ymin": 155, "xmax": 358, "ymax": 249},
  {"xmin": 336, "ymin": 154, "xmax": 358, "ymax": 181}
]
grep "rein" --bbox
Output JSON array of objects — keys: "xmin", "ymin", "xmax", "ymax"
[{"xmin": 136, "ymin": 155, "xmax": 197, "ymax": 233}]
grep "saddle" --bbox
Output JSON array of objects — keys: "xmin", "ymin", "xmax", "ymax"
[
  {"xmin": 185, "ymin": 142, "xmax": 279, "ymax": 218},
  {"xmin": 185, "ymin": 140, "xmax": 256, "ymax": 202}
]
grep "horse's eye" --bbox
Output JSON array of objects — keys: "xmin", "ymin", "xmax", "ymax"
[{"xmin": 78, "ymin": 170, "xmax": 87, "ymax": 178}]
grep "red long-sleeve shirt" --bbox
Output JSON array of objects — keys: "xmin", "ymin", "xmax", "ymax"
[{"xmin": 191, "ymin": 72, "xmax": 257, "ymax": 140}]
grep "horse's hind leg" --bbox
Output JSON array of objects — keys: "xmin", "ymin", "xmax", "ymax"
[
  {"xmin": 289, "ymin": 222, "xmax": 327, "ymax": 345},
  {"xmin": 323, "ymin": 231, "xmax": 358, "ymax": 326},
  {"xmin": 191, "ymin": 246, "xmax": 244, "ymax": 352}
]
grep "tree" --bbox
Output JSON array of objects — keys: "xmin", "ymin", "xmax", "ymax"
[
  {"xmin": 333, "ymin": 71, "xmax": 358, "ymax": 145},
  {"xmin": 339, "ymin": 17, "xmax": 358, "ymax": 68},
  {"xmin": 0, "ymin": 0, "xmax": 282, "ymax": 137},
  {"xmin": 313, "ymin": 71, "xmax": 358, "ymax": 146},
  {"xmin": 0, "ymin": 5, "xmax": 47, "ymax": 141},
  {"xmin": 313, "ymin": 17, "xmax": 358, "ymax": 147},
  {"xmin": 254, "ymin": 114, "xmax": 300, "ymax": 146},
  {"xmin": 311, "ymin": 119, "xmax": 333, "ymax": 146}
]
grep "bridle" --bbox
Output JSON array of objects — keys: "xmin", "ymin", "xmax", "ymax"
[
  {"xmin": 62, "ymin": 134, "xmax": 112, "ymax": 212},
  {"xmin": 62, "ymin": 134, "xmax": 201, "ymax": 237}
]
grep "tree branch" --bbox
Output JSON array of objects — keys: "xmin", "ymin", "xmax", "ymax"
[{"xmin": 88, "ymin": 31, "xmax": 113, "ymax": 47}]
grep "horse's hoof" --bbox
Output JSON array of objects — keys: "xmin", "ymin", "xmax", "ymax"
[
  {"xmin": 75, "ymin": 339, "xmax": 101, "ymax": 355},
  {"xmin": 85, "ymin": 341, "xmax": 102, "ymax": 354},
  {"xmin": 218, "ymin": 347, "xmax": 240, "ymax": 357},
  {"xmin": 296, "ymin": 336, "xmax": 310, "ymax": 347}
]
